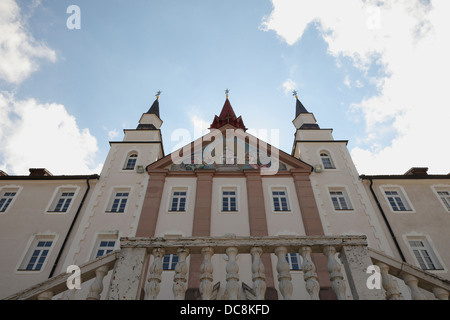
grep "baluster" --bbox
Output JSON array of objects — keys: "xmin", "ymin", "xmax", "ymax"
[
  {"xmin": 432, "ymin": 287, "xmax": 449, "ymax": 300},
  {"xmin": 200, "ymin": 247, "xmax": 214, "ymax": 300},
  {"xmin": 86, "ymin": 265, "xmax": 109, "ymax": 300},
  {"xmin": 173, "ymin": 248, "xmax": 189, "ymax": 300},
  {"xmin": 225, "ymin": 247, "xmax": 239, "ymax": 300},
  {"xmin": 402, "ymin": 273, "xmax": 426, "ymax": 300},
  {"xmin": 376, "ymin": 262, "xmax": 402, "ymax": 300},
  {"xmin": 323, "ymin": 246, "xmax": 347, "ymax": 300},
  {"xmin": 251, "ymin": 247, "xmax": 266, "ymax": 300},
  {"xmin": 37, "ymin": 291, "xmax": 53, "ymax": 300},
  {"xmin": 145, "ymin": 248, "xmax": 165, "ymax": 300},
  {"xmin": 275, "ymin": 246, "xmax": 293, "ymax": 300},
  {"xmin": 300, "ymin": 246, "xmax": 320, "ymax": 300}
]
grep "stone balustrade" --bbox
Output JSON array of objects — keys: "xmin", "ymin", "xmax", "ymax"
[
  {"xmin": 107, "ymin": 235, "xmax": 384, "ymax": 300},
  {"xmin": 368, "ymin": 248, "xmax": 450, "ymax": 300},
  {"xmin": 5, "ymin": 235, "xmax": 450, "ymax": 300},
  {"xmin": 5, "ymin": 250, "xmax": 118, "ymax": 300}
]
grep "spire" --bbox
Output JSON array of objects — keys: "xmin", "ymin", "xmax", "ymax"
[
  {"xmin": 137, "ymin": 91, "xmax": 163, "ymax": 130},
  {"xmin": 210, "ymin": 89, "xmax": 247, "ymax": 131},
  {"xmin": 293, "ymin": 90, "xmax": 308, "ymax": 117},
  {"xmin": 146, "ymin": 91, "xmax": 161, "ymax": 118}
]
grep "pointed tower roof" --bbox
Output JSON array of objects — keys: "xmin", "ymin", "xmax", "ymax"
[
  {"xmin": 137, "ymin": 91, "xmax": 163, "ymax": 130},
  {"xmin": 292, "ymin": 90, "xmax": 319, "ymax": 130},
  {"xmin": 145, "ymin": 90, "xmax": 161, "ymax": 118},
  {"xmin": 209, "ymin": 90, "xmax": 247, "ymax": 131},
  {"xmin": 293, "ymin": 90, "xmax": 309, "ymax": 117}
]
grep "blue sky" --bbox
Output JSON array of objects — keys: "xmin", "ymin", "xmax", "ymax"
[{"xmin": 1, "ymin": 0, "xmax": 449, "ymax": 175}]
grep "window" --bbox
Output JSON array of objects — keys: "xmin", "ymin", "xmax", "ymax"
[
  {"xmin": 408, "ymin": 238, "xmax": 442, "ymax": 270},
  {"xmin": 320, "ymin": 152, "xmax": 335, "ymax": 169},
  {"xmin": 329, "ymin": 189, "xmax": 353, "ymax": 211},
  {"xmin": 52, "ymin": 191, "xmax": 75, "ymax": 212},
  {"xmin": 384, "ymin": 188, "xmax": 412, "ymax": 212},
  {"xmin": 124, "ymin": 153, "xmax": 138, "ymax": 170},
  {"xmin": 222, "ymin": 187, "xmax": 238, "ymax": 212},
  {"xmin": 163, "ymin": 254, "xmax": 178, "ymax": 270},
  {"xmin": 271, "ymin": 188, "xmax": 290, "ymax": 212},
  {"xmin": 107, "ymin": 190, "xmax": 130, "ymax": 213},
  {"xmin": 0, "ymin": 189, "xmax": 17, "ymax": 212},
  {"xmin": 95, "ymin": 240, "xmax": 116, "ymax": 258},
  {"xmin": 437, "ymin": 191, "xmax": 450, "ymax": 211},
  {"xmin": 286, "ymin": 253, "xmax": 302, "ymax": 271},
  {"xmin": 19, "ymin": 236, "xmax": 54, "ymax": 271},
  {"xmin": 169, "ymin": 188, "xmax": 187, "ymax": 212}
]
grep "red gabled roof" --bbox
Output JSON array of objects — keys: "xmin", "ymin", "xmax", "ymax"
[{"xmin": 209, "ymin": 98, "xmax": 247, "ymax": 131}]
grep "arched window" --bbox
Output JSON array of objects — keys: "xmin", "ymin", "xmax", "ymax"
[
  {"xmin": 320, "ymin": 152, "xmax": 335, "ymax": 169},
  {"xmin": 124, "ymin": 153, "xmax": 138, "ymax": 170}
]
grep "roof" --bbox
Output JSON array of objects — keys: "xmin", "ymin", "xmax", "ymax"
[
  {"xmin": 0, "ymin": 174, "xmax": 100, "ymax": 181},
  {"xmin": 360, "ymin": 167, "xmax": 450, "ymax": 180},
  {"xmin": 146, "ymin": 98, "xmax": 160, "ymax": 118},
  {"xmin": 209, "ymin": 98, "xmax": 247, "ymax": 131},
  {"xmin": 295, "ymin": 98, "xmax": 309, "ymax": 117}
]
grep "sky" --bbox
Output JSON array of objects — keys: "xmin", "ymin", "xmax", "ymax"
[{"xmin": 0, "ymin": 0, "xmax": 449, "ymax": 176}]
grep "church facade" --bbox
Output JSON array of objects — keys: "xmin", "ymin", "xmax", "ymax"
[{"xmin": 1, "ymin": 92, "xmax": 449, "ymax": 300}]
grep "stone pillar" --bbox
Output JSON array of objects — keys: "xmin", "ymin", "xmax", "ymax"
[
  {"xmin": 340, "ymin": 245, "xmax": 385, "ymax": 300},
  {"xmin": 107, "ymin": 247, "xmax": 147, "ymax": 300}
]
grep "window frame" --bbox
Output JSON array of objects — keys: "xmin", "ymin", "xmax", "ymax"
[
  {"xmin": 17, "ymin": 234, "xmax": 56, "ymax": 273},
  {"xmin": 328, "ymin": 187, "xmax": 353, "ymax": 211},
  {"xmin": 319, "ymin": 150, "xmax": 336, "ymax": 170},
  {"xmin": 381, "ymin": 186, "xmax": 414, "ymax": 213},
  {"xmin": 106, "ymin": 187, "xmax": 131, "ymax": 214},
  {"xmin": 406, "ymin": 236, "xmax": 444, "ymax": 271},
  {"xmin": 162, "ymin": 254, "xmax": 179, "ymax": 271},
  {"xmin": 270, "ymin": 187, "xmax": 291, "ymax": 213},
  {"xmin": 45, "ymin": 185, "xmax": 80, "ymax": 214},
  {"xmin": 168, "ymin": 187, "xmax": 189, "ymax": 213},
  {"xmin": 0, "ymin": 186, "xmax": 21, "ymax": 213},
  {"xmin": 92, "ymin": 233, "xmax": 118, "ymax": 259},
  {"xmin": 431, "ymin": 185, "xmax": 450, "ymax": 212},
  {"xmin": 123, "ymin": 152, "xmax": 138, "ymax": 171},
  {"xmin": 220, "ymin": 186, "xmax": 239, "ymax": 213},
  {"xmin": 286, "ymin": 253, "xmax": 303, "ymax": 271}
]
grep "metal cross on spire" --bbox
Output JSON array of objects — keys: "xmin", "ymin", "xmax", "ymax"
[
  {"xmin": 292, "ymin": 90, "xmax": 298, "ymax": 99},
  {"xmin": 225, "ymin": 88, "xmax": 230, "ymax": 98},
  {"xmin": 156, "ymin": 90, "xmax": 162, "ymax": 99}
]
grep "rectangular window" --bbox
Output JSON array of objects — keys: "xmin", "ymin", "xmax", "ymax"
[
  {"xmin": 19, "ymin": 237, "xmax": 54, "ymax": 271},
  {"xmin": 169, "ymin": 189, "xmax": 187, "ymax": 212},
  {"xmin": 437, "ymin": 191, "xmax": 450, "ymax": 211},
  {"xmin": 330, "ymin": 190, "xmax": 352, "ymax": 210},
  {"xmin": 222, "ymin": 188, "xmax": 237, "ymax": 212},
  {"xmin": 95, "ymin": 240, "xmax": 116, "ymax": 258},
  {"xmin": 0, "ymin": 190, "xmax": 17, "ymax": 212},
  {"xmin": 109, "ymin": 192, "xmax": 129, "ymax": 213},
  {"xmin": 163, "ymin": 254, "xmax": 178, "ymax": 270},
  {"xmin": 408, "ymin": 239, "xmax": 442, "ymax": 270},
  {"xmin": 272, "ymin": 188, "xmax": 290, "ymax": 212},
  {"xmin": 53, "ymin": 192, "xmax": 75, "ymax": 212},
  {"xmin": 286, "ymin": 253, "xmax": 302, "ymax": 271},
  {"xmin": 385, "ymin": 190, "xmax": 411, "ymax": 211}
]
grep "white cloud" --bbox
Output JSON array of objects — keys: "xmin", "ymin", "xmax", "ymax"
[
  {"xmin": 0, "ymin": 92, "xmax": 102, "ymax": 175},
  {"xmin": 108, "ymin": 128, "xmax": 119, "ymax": 140},
  {"xmin": 0, "ymin": 1, "xmax": 102, "ymax": 176},
  {"xmin": 262, "ymin": 0, "xmax": 450, "ymax": 174},
  {"xmin": 282, "ymin": 78, "xmax": 297, "ymax": 95},
  {"xmin": 0, "ymin": 0, "xmax": 56, "ymax": 84},
  {"xmin": 190, "ymin": 114, "xmax": 211, "ymax": 141}
]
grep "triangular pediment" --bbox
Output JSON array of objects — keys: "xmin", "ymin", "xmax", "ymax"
[{"xmin": 147, "ymin": 126, "xmax": 312, "ymax": 175}]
